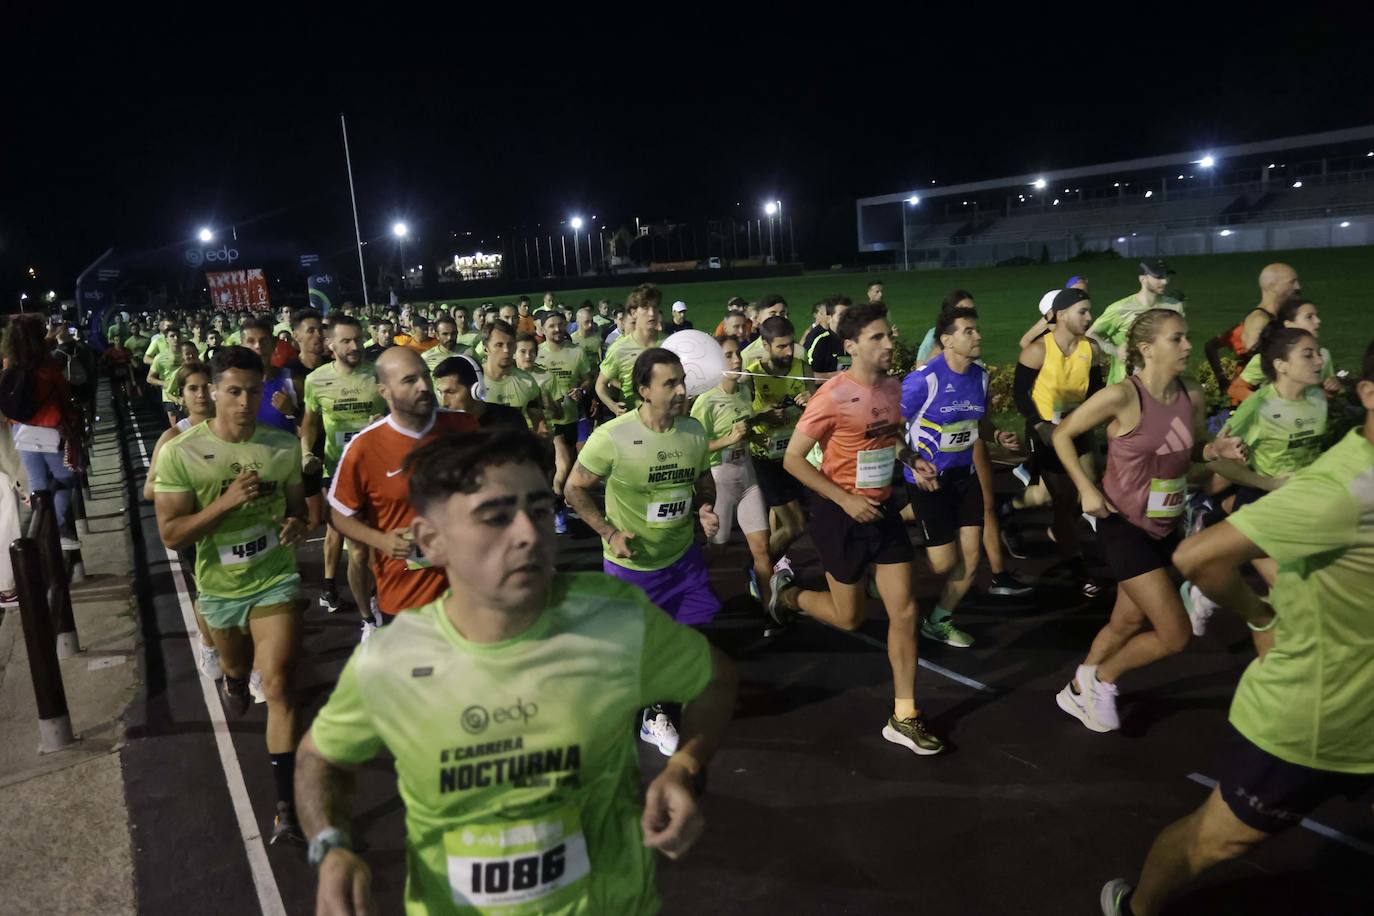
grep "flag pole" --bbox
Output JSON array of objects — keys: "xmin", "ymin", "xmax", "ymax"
[{"xmin": 340, "ymin": 113, "xmax": 369, "ymax": 308}]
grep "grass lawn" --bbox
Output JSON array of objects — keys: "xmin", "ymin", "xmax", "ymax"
[{"xmin": 420, "ymin": 245, "xmax": 1373, "ymax": 373}]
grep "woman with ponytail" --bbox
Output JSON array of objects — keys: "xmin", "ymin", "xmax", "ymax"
[{"xmin": 1049, "ymin": 309, "xmax": 1244, "ymax": 733}]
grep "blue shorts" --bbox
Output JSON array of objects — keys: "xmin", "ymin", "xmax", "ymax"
[
  {"xmin": 603, "ymin": 544, "xmax": 720, "ymax": 626},
  {"xmin": 577, "ymin": 416, "xmax": 593, "ymax": 444}
]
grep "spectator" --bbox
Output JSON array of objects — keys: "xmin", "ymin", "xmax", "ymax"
[
  {"xmin": 670, "ymin": 300, "xmax": 693, "ymax": 330},
  {"xmin": 0, "ymin": 411, "xmax": 24, "ymax": 606}
]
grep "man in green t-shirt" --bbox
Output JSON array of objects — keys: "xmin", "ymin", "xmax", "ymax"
[
  {"xmin": 538, "ymin": 311, "xmax": 593, "ymax": 535},
  {"xmin": 154, "ymin": 346, "xmax": 309, "ymax": 846},
  {"xmin": 596, "ymin": 284, "xmax": 665, "ymax": 416},
  {"xmin": 300, "ymin": 315, "xmax": 386, "ymax": 635},
  {"xmin": 145, "ymin": 326, "xmax": 186, "ymax": 426},
  {"xmin": 142, "ymin": 318, "xmax": 175, "ymax": 366},
  {"xmin": 570, "ymin": 303, "xmax": 604, "ymax": 365},
  {"xmin": 421, "ymin": 316, "xmax": 468, "ymax": 374},
  {"xmin": 481, "ymin": 319, "xmax": 544, "ymax": 430},
  {"xmin": 1100, "ymin": 342, "xmax": 1374, "ymax": 916},
  {"xmin": 296, "ymin": 428, "xmax": 737, "ymax": 916},
  {"xmin": 123, "ymin": 321, "xmax": 151, "ymax": 363},
  {"xmin": 1088, "ymin": 259, "xmax": 1184, "ymax": 386}
]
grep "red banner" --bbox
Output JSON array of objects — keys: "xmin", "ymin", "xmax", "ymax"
[{"xmin": 206, "ymin": 268, "xmax": 271, "ymax": 311}]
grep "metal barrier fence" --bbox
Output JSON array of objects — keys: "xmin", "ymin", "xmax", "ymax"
[{"xmin": 9, "ymin": 488, "xmax": 82, "ymax": 752}]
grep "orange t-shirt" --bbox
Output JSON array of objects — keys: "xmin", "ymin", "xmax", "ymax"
[
  {"xmin": 326, "ymin": 409, "xmax": 479, "ymax": 614},
  {"xmin": 713, "ymin": 318, "xmax": 753, "ymax": 338},
  {"xmin": 516, "ymin": 316, "xmax": 539, "ymax": 337},
  {"xmin": 406, "ymin": 338, "xmax": 440, "ymax": 354},
  {"xmin": 795, "ymin": 370, "xmax": 904, "ymax": 502}
]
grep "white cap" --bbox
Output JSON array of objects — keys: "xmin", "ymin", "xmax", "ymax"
[
  {"xmin": 671, "ymin": 300, "xmax": 688, "ymax": 312},
  {"xmin": 1037, "ymin": 290, "xmax": 1059, "ymax": 318}
]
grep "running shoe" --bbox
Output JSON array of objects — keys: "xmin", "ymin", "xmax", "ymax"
[
  {"xmin": 222, "ymin": 676, "xmax": 251, "ymax": 717},
  {"xmin": 1011, "ymin": 463, "xmax": 1032, "ymax": 487},
  {"xmin": 199, "ymin": 643, "xmax": 221, "ymax": 681},
  {"xmin": 766, "ymin": 562, "xmax": 797, "ymax": 626},
  {"xmin": 360, "ymin": 620, "xmax": 378, "ymax": 643},
  {"xmin": 1180, "ymin": 580, "xmax": 1217, "ymax": 637},
  {"xmin": 920, "ymin": 617, "xmax": 974, "ymax": 648},
  {"xmin": 881, "ymin": 715, "xmax": 945, "ymax": 756},
  {"xmin": 987, "ymin": 572, "xmax": 1033, "ymax": 597},
  {"xmin": 554, "ymin": 508, "xmax": 568, "ymax": 535},
  {"xmin": 1081, "ymin": 512, "xmax": 1099, "ymax": 533},
  {"xmin": 249, "ymin": 670, "xmax": 266, "ymax": 704},
  {"xmin": 1080, "ymin": 577, "xmax": 1102, "ymax": 599},
  {"xmin": 318, "ymin": 589, "xmax": 342, "ymax": 614},
  {"xmin": 60, "ymin": 536, "xmax": 82, "ymax": 551},
  {"xmin": 746, "ymin": 566, "xmax": 761, "ymax": 602},
  {"xmin": 0, "ymin": 590, "xmax": 19, "ymax": 609},
  {"xmin": 999, "ymin": 526, "xmax": 1029, "ymax": 561},
  {"xmin": 1099, "ymin": 879, "xmax": 1134, "ymax": 915},
  {"xmin": 270, "ymin": 802, "xmax": 305, "ymax": 846},
  {"xmin": 639, "ymin": 706, "xmax": 679, "ymax": 757}
]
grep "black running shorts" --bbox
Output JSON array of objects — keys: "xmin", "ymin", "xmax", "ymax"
[
  {"xmin": 907, "ymin": 466, "xmax": 984, "ymax": 548},
  {"xmin": 807, "ymin": 492, "xmax": 914, "ymax": 585},
  {"xmin": 1095, "ymin": 513, "xmax": 1180, "ymax": 581},
  {"xmin": 1218, "ymin": 725, "xmax": 1373, "ymax": 835},
  {"xmin": 755, "ymin": 456, "xmax": 805, "ymax": 508}
]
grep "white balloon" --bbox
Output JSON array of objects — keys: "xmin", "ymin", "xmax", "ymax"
[{"xmin": 663, "ymin": 329, "xmax": 726, "ymax": 397}]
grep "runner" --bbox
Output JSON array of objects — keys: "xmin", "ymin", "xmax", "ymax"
[
  {"xmin": 1226, "ymin": 263, "xmax": 1304, "ymax": 405},
  {"xmin": 1088, "ymin": 260, "xmax": 1184, "ymax": 386},
  {"xmin": 300, "ymin": 316, "xmax": 386, "ymax": 634},
  {"xmin": 481, "ymin": 320, "xmax": 544, "ymax": 430},
  {"xmin": 283, "ymin": 309, "xmax": 330, "ymax": 530},
  {"xmin": 1014, "ymin": 288, "xmax": 1104, "ymax": 596},
  {"xmin": 142, "ymin": 360, "xmax": 220, "ymax": 680},
  {"xmin": 565, "ymin": 347, "xmax": 722, "ymax": 755},
  {"xmin": 1100, "ymin": 340, "xmax": 1374, "ymax": 916},
  {"xmin": 296, "ymin": 426, "xmax": 737, "ymax": 915},
  {"xmin": 145, "ymin": 325, "xmax": 186, "ymax": 428},
  {"xmin": 915, "ymin": 289, "xmax": 974, "ymax": 364},
  {"xmin": 537, "ymin": 310, "xmax": 593, "ymax": 534},
  {"xmin": 770, "ymin": 303, "xmax": 946, "ymax": 757},
  {"xmin": 450, "ymin": 306, "xmax": 481, "ymax": 353},
  {"xmin": 902, "ymin": 307, "xmax": 1022, "ymax": 649},
  {"xmin": 363, "ymin": 318, "xmax": 394, "ymax": 362},
  {"xmin": 1235, "ymin": 299, "xmax": 1339, "ymax": 394},
  {"xmin": 691, "ymin": 335, "xmax": 773, "ymax": 604},
  {"xmin": 153, "ymin": 345, "xmax": 309, "ymax": 844},
  {"xmin": 142, "ymin": 318, "xmax": 174, "ymax": 366},
  {"xmin": 744, "ymin": 315, "xmax": 813, "ymax": 570},
  {"xmin": 432, "ymin": 355, "xmax": 527, "ymax": 428},
  {"xmin": 327, "ymin": 347, "xmax": 478, "ymax": 626},
  {"xmin": 241, "ymin": 318, "xmax": 299, "ymax": 434},
  {"xmin": 805, "ymin": 297, "xmax": 850, "ymax": 381},
  {"xmin": 1052, "ymin": 310, "xmax": 1244, "ymax": 733},
  {"xmin": 421, "ymin": 315, "xmax": 466, "ymax": 373},
  {"xmin": 738, "ymin": 294, "xmax": 788, "ymax": 365},
  {"xmin": 570, "ymin": 303, "xmax": 604, "ymax": 365},
  {"xmin": 597, "ymin": 284, "xmax": 665, "ymax": 415}
]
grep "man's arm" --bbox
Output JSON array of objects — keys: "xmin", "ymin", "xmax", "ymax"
[
  {"xmin": 155, "ymin": 477, "xmax": 255, "ymax": 550},
  {"xmin": 1240, "ymin": 311, "xmax": 1269, "ymax": 353},
  {"xmin": 296, "ymin": 732, "xmax": 376, "ymax": 916},
  {"xmin": 329, "ymin": 507, "xmax": 410, "ymax": 559},
  {"xmin": 1018, "ymin": 317, "xmax": 1050, "ymax": 350},
  {"xmin": 565, "ymin": 463, "xmax": 633, "ymax": 559},
  {"xmin": 594, "ymin": 371, "xmax": 624, "ymax": 415},
  {"xmin": 1173, "ymin": 521, "xmax": 1274, "ymax": 652}
]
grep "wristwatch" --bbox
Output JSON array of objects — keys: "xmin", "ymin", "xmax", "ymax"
[{"xmin": 308, "ymin": 827, "xmax": 352, "ymax": 867}]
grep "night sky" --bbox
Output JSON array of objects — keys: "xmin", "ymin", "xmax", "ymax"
[{"xmin": 6, "ymin": 14, "xmax": 1374, "ymax": 306}]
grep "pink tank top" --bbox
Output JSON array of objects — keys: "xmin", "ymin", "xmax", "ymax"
[{"xmin": 1103, "ymin": 376, "xmax": 1193, "ymax": 538}]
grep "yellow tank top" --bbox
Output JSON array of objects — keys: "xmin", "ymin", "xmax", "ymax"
[{"xmin": 1031, "ymin": 336, "xmax": 1093, "ymax": 423}]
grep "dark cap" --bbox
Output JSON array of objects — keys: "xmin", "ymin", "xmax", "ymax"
[
  {"xmin": 1139, "ymin": 258, "xmax": 1174, "ymax": 278},
  {"xmin": 1044, "ymin": 288, "xmax": 1090, "ymax": 322},
  {"xmin": 726, "ymin": 296, "xmax": 747, "ymax": 309}
]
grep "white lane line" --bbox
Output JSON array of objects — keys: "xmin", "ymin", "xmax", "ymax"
[
  {"xmin": 839, "ymin": 627, "xmax": 992, "ymax": 692},
  {"xmin": 127, "ymin": 404, "xmax": 287, "ymax": 915},
  {"xmin": 1186, "ymin": 772, "xmax": 1374, "ymax": 858}
]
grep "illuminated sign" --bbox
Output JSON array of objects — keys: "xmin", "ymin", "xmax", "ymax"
[{"xmin": 451, "ymin": 251, "xmax": 502, "ymax": 280}]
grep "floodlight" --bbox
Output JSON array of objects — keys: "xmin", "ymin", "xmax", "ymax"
[
  {"xmin": 1219, "ymin": 230, "xmax": 1232, "ymax": 237},
  {"xmin": 476, "ymin": 251, "xmax": 483, "ymax": 257},
  {"xmin": 393, "ymin": 222, "xmax": 409, "ymax": 237},
  {"xmin": 906, "ymin": 196, "xmax": 920, "ymax": 205},
  {"xmin": 19, "ymin": 293, "xmax": 28, "ymax": 301},
  {"xmin": 570, "ymin": 217, "xmax": 583, "ymax": 230},
  {"xmin": 1339, "ymin": 221, "xmax": 1351, "ymax": 228},
  {"xmin": 1053, "ymin": 199, "xmax": 1060, "ymax": 206},
  {"xmin": 1116, "ymin": 237, "xmax": 1126, "ymax": 243},
  {"xmin": 198, "ymin": 227, "xmax": 213, "ymax": 242},
  {"xmin": 1145, "ymin": 190, "xmax": 1154, "ymax": 198},
  {"xmin": 1032, "ymin": 178, "xmax": 1047, "ymax": 189},
  {"xmin": 1199, "ymin": 155, "xmax": 1215, "ymax": 168},
  {"xmin": 1292, "ymin": 181, "xmax": 1303, "ymax": 188},
  {"xmin": 764, "ymin": 202, "xmax": 778, "ymax": 215}
]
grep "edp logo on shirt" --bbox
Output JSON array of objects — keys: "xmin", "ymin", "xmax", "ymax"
[{"xmin": 462, "ymin": 699, "xmax": 540, "ymax": 734}]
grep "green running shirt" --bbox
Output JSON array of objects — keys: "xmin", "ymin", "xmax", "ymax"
[
  {"xmin": 309, "ymin": 576, "xmax": 713, "ymax": 915},
  {"xmin": 1092, "ymin": 294, "xmax": 1184, "ymax": 386},
  {"xmin": 537, "ymin": 342, "xmax": 592, "ymax": 426},
  {"xmin": 690, "ymin": 383, "xmax": 755, "ymax": 468},
  {"xmin": 577, "ymin": 410, "xmax": 709, "ymax": 571},
  {"xmin": 154, "ymin": 421, "xmax": 302, "ymax": 599},
  {"xmin": 598, "ymin": 333, "xmax": 664, "ymax": 411},
  {"xmin": 483, "ymin": 368, "xmax": 543, "ymax": 427},
  {"xmin": 303, "ymin": 361, "xmax": 386, "ymax": 477},
  {"xmin": 1227, "ymin": 429, "xmax": 1374, "ymax": 773},
  {"xmin": 1223, "ymin": 383, "xmax": 1328, "ymax": 478}
]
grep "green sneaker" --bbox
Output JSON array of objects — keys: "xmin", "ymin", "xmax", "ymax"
[
  {"xmin": 920, "ymin": 617, "xmax": 974, "ymax": 648},
  {"xmin": 881, "ymin": 715, "xmax": 944, "ymax": 756}
]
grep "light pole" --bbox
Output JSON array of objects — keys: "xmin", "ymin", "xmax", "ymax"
[
  {"xmin": 903, "ymin": 196, "xmax": 920, "ymax": 271},
  {"xmin": 571, "ymin": 217, "xmax": 584, "ymax": 275},
  {"xmin": 392, "ymin": 222, "xmax": 409, "ymax": 290},
  {"xmin": 198, "ymin": 227, "xmax": 213, "ymax": 243},
  {"xmin": 764, "ymin": 201, "xmax": 778, "ymax": 262}
]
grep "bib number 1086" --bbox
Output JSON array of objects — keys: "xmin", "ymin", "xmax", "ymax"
[{"xmin": 469, "ymin": 844, "xmax": 566, "ymax": 894}]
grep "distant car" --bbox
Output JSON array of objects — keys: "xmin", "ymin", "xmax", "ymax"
[{"xmin": 708, "ymin": 257, "xmax": 721, "ymax": 269}]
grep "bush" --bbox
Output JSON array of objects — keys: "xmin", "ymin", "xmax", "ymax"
[
  {"xmin": 1194, "ymin": 355, "xmax": 1239, "ymax": 416},
  {"xmin": 1067, "ymin": 247, "xmax": 1123, "ymax": 263}
]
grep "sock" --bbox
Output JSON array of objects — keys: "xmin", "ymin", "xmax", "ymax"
[
  {"xmin": 270, "ymin": 752, "xmax": 296, "ymax": 809},
  {"xmin": 893, "ymin": 698, "xmax": 917, "ymax": 720},
  {"xmin": 1073, "ymin": 664, "xmax": 1098, "ymax": 694},
  {"xmin": 323, "ymin": 576, "xmax": 337, "ymax": 595},
  {"xmin": 930, "ymin": 605, "xmax": 953, "ymax": 625}
]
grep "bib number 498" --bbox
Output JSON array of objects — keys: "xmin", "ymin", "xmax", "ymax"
[
  {"xmin": 231, "ymin": 535, "xmax": 269, "ymax": 561},
  {"xmin": 469, "ymin": 845, "xmax": 566, "ymax": 895}
]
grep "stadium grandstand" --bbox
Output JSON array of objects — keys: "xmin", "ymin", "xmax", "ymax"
[{"xmin": 857, "ymin": 124, "xmax": 1374, "ymax": 268}]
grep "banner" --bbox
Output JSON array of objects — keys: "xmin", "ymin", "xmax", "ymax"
[
  {"xmin": 300, "ymin": 254, "xmax": 338, "ymax": 315},
  {"xmin": 78, "ymin": 265, "xmax": 122, "ymax": 350},
  {"xmin": 207, "ymin": 268, "xmax": 271, "ymax": 311}
]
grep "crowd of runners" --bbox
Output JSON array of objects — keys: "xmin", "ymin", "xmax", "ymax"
[{"xmin": 61, "ymin": 260, "xmax": 1371, "ymax": 915}]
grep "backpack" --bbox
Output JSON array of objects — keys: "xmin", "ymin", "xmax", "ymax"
[
  {"xmin": 58, "ymin": 346, "xmax": 89, "ymax": 387},
  {"xmin": 0, "ymin": 367, "xmax": 39, "ymax": 422}
]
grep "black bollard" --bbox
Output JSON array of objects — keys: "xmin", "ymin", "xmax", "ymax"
[
  {"xmin": 29, "ymin": 490, "xmax": 81, "ymax": 657},
  {"xmin": 10, "ymin": 538, "xmax": 77, "ymax": 752}
]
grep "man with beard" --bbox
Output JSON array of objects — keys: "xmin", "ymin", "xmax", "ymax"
[
  {"xmin": 1088, "ymin": 259, "xmax": 1184, "ymax": 386},
  {"xmin": 326, "ymin": 347, "xmax": 477, "ymax": 625}
]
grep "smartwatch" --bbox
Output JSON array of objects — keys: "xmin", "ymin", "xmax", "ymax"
[{"xmin": 308, "ymin": 827, "xmax": 352, "ymax": 868}]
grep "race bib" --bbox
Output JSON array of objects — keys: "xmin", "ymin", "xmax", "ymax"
[
  {"xmin": 766, "ymin": 434, "xmax": 791, "ymax": 459},
  {"xmin": 938, "ymin": 421, "xmax": 979, "ymax": 453},
  {"xmin": 725, "ymin": 446, "xmax": 747, "ymax": 465},
  {"xmin": 445, "ymin": 809, "xmax": 590, "ymax": 912},
  {"xmin": 646, "ymin": 489, "xmax": 692, "ymax": 526},
  {"xmin": 1146, "ymin": 477, "xmax": 1186, "ymax": 519},
  {"xmin": 855, "ymin": 446, "xmax": 896, "ymax": 489},
  {"xmin": 216, "ymin": 526, "xmax": 278, "ymax": 566},
  {"xmin": 404, "ymin": 537, "xmax": 433, "ymax": 570},
  {"xmin": 335, "ymin": 428, "xmax": 362, "ymax": 449}
]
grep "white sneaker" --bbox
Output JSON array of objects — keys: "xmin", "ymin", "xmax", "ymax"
[
  {"xmin": 249, "ymin": 670, "xmax": 266, "ymax": 704},
  {"xmin": 1012, "ymin": 463, "xmax": 1032, "ymax": 487},
  {"xmin": 199, "ymin": 644, "xmax": 221, "ymax": 681},
  {"xmin": 1081, "ymin": 512, "xmax": 1098, "ymax": 533},
  {"xmin": 1090, "ymin": 676, "xmax": 1120, "ymax": 731},
  {"xmin": 772, "ymin": 555, "xmax": 793, "ymax": 577},
  {"xmin": 1181, "ymin": 581, "xmax": 1217, "ymax": 637},
  {"xmin": 639, "ymin": 707, "xmax": 679, "ymax": 757},
  {"xmin": 360, "ymin": 620, "xmax": 378, "ymax": 643},
  {"xmin": 60, "ymin": 536, "xmax": 82, "ymax": 551},
  {"xmin": 1055, "ymin": 666, "xmax": 1117, "ymax": 733}
]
